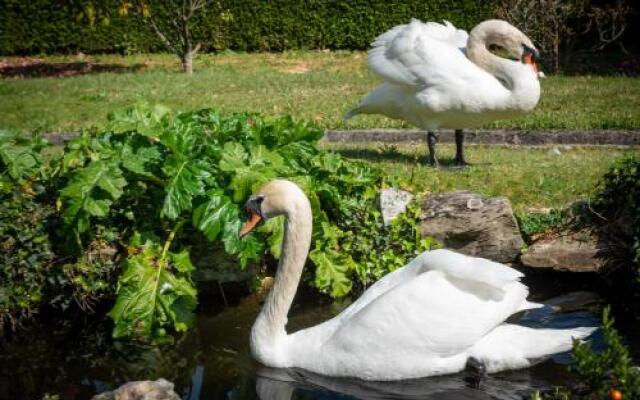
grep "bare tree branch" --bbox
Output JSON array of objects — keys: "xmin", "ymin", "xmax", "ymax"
[
  {"xmin": 123, "ymin": 0, "xmax": 216, "ymax": 73},
  {"xmin": 148, "ymin": 16, "xmax": 179, "ymax": 55}
]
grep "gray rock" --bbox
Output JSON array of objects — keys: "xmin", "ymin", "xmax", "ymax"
[
  {"xmin": 91, "ymin": 378, "xmax": 180, "ymax": 400},
  {"xmin": 520, "ymin": 230, "xmax": 608, "ymax": 272},
  {"xmin": 379, "ymin": 188, "xmax": 414, "ymax": 226},
  {"xmin": 419, "ymin": 191, "xmax": 524, "ymax": 263},
  {"xmin": 545, "ymin": 291, "xmax": 601, "ymax": 313}
]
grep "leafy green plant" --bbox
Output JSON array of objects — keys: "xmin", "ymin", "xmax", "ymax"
[
  {"xmin": 49, "ymin": 104, "xmax": 389, "ymax": 340},
  {"xmin": 1, "ymin": 104, "xmax": 439, "ymax": 342},
  {"xmin": 572, "ymin": 306, "xmax": 640, "ymax": 399},
  {"xmin": 530, "ymin": 387, "xmax": 571, "ymax": 400},
  {"xmin": 0, "ymin": 129, "xmax": 45, "ymax": 192},
  {"xmin": 0, "ymin": 0, "xmax": 494, "ymax": 54},
  {"xmin": 531, "ymin": 307, "xmax": 640, "ymax": 400},
  {"xmin": 314, "ymin": 196, "xmax": 438, "ymax": 297},
  {"xmin": 517, "ymin": 208, "xmax": 568, "ymax": 240},
  {"xmin": 595, "ymin": 156, "xmax": 640, "ymax": 263},
  {"xmin": 109, "ymin": 230, "xmax": 197, "ymax": 342},
  {"xmin": 0, "ymin": 131, "xmax": 54, "ymax": 332},
  {"xmin": 0, "ymin": 190, "xmax": 56, "ymax": 333}
]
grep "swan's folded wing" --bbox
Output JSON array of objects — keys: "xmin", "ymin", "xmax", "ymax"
[
  {"xmin": 368, "ymin": 19, "xmax": 473, "ymax": 87},
  {"xmin": 325, "ymin": 266, "xmax": 530, "ymax": 361},
  {"xmin": 322, "ymin": 250, "xmax": 523, "ymax": 336},
  {"xmin": 414, "ymin": 249, "xmax": 524, "ymax": 294}
]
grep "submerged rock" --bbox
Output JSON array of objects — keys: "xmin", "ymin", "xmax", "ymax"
[
  {"xmin": 419, "ymin": 191, "xmax": 524, "ymax": 263},
  {"xmin": 91, "ymin": 378, "xmax": 180, "ymax": 400},
  {"xmin": 545, "ymin": 291, "xmax": 601, "ymax": 313},
  {"xmin": 379, "ymin": 188, "xmax": 414, "ymax": 226},
  {"xmin": 520, "ymin": 230, "xmax": 608, "ymax": 272}
]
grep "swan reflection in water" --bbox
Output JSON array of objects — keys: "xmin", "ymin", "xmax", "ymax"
[{"xmin": 256, "ymin": 365, "xmax": 552, "ymax": 400}]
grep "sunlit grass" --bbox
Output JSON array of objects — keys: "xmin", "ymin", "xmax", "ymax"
[
  {"xmin": 323, "ymin": 142, "xmax": 638, "ymax": 214},
  {"xmin": 1, "ymin": 51, "xmax": 639, "ymax": 132}
]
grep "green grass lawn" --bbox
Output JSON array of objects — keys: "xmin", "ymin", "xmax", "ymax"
[
  {"xmin": 1, "ymin": 51, "xmax": 640, "ymax": 132},
  {"xmin": 1, "ymin": 51, "xmax": 638, "ymax": 211},
  {"xmin": 324, "ymin": 142, "xmax": 637, "ymax": 214}
]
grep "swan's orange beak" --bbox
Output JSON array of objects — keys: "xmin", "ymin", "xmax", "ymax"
[
  {"xmin": 240, "ymin": 211, "xmax": 262, "ymax": 238},
  {"xmin": 523, "ymin": 53, "xmax": 538, "ymax": 73},
  {"xmin": 522, "ymin": 45, "xmax": 540, "ymax": 74}
]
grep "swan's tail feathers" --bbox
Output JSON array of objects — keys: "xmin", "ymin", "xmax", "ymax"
[
  {"xmin": 517, "ymin": 299, "xmax": 544, "ymax": 312},
  {"xmin": 470, "ymin": 324, "xmax": 597, "ymax": 373},
  {"xmin": 343, "ymin": 107, "xmax": 361, "ymax": 124}
]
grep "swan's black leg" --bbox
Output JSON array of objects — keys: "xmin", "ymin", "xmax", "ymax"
[
  {"xmin": 455, "ymin": 129, "xmax": 466, "ymax": 167},
  {"xmin": 427, "ymin": 131, "xmax": 439, "ymax": 167},
  {"xmin": 464, "ymin": 357, "xmax": 487, "ymax": 389}
]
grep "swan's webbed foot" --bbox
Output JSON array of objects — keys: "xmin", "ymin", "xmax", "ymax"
[
  {"xmin": 454, "ymin": 129, "xmax": 467, "ymax": 168},
  {"xmin": 427, "ymin": 131, "xmax": 439, "ymax": 167},
  {"xmin": 464, "ymin": 357, "xmax": 487, "ymax": 388}
]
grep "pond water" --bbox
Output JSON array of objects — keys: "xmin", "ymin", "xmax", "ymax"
[{"xmin": 0, "ymin": 273, "xmax": 617, "ymax": 400}]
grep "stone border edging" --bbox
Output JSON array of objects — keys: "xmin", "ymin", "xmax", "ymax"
[
  {"xmin": 323, "ymin": 129, "xmax": 640, "ymax": 146},
  {"xmin": 44, "ymin": 129, "xmax": 640, "ymax": 147}
]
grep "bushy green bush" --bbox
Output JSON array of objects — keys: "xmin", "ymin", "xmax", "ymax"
[
  {"xmin": 517, "ymin": 208, "xmax": 569, "ymax": 241},
  {"xmin": 0, "ymin": 130, "xmax": 51, "ymax": 332},
  {"xmin": 0, "ymin": 130, "xmax": 120, "ymax": 333},
  {"xmin": 595, "ymin": 156, "xmax": 640, "ymax": 264},
  {"xmin": 533, "ymin": 307, "xmax": 640, "ymax": 399},
  {"xmin": 0, "ymin": 0, "xmax": 494, "ymax": 54},
  {"xmin": 0, "ymin": 105, "xmax": 434, "ymax": 342},
  {"xmin": 572, "ymin": 307, "xmax": 640, "ymax": 399},
  {"xmin": 0, "ymin": 190, "xmax": 56, "ymax": 332}
]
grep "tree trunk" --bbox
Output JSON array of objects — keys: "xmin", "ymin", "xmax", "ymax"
[
  {"xmin": 180, "ymin": 44, "xmax": 201, "ymax": 74},
  {"xmin": 181, "ymin": 52, "xmax": 194, "ymax": 74}
]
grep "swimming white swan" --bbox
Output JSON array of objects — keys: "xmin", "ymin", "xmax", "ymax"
[
  {"xmin": 240, "ymin": 180, "xmax": 595, "ymax": 381},
  {"xmin": 345, "ymin": 19, "xmax": 542, "ymax": 166}
]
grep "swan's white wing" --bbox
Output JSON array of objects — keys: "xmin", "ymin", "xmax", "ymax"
[
  {"xmin": 412, "ymin": 249, "xmax": 524, "ymax": 295},
  {"xmin": 368, "ymin": 19, "xmax": 472, "ymax": 87},
  {"xmin": 324, "ymin": 250, "xmax": 529, "ymax": 358}
]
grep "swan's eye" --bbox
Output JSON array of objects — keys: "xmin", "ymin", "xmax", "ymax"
[{"xmin": 244, "ymin": 195, "xmax": 265, "ymax": 217}]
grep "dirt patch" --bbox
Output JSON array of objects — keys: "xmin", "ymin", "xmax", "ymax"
[
  {"xmin": 0, "ymin": 56, "xmax": 145, "ymax": 78},
  {"xmin": 277, "ymin": 62, "xmax": 311, "ymax": 74}
]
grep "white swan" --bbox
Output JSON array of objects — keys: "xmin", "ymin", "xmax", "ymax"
[
  {"xmin": 345, "ymin": 19, "xmax": 542, "ymax": 166},
  {"xmin": 240, "ymin": 180, "xmax": 595, "ymax": 381}
]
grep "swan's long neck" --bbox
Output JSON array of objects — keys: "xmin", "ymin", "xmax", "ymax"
[
  {"xmin": 250, "ymin": 196, "xmax": 312, "ymax": 366},
  {"xmin": 467, "ymin": 24, "xmax": 540, "ymax": 112}
]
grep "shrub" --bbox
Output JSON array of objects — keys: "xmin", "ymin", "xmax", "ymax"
[
  {"xmin": 534, "ymin": 306, "xmax": 640, "ymax": 399},
  {"xmin": 595, "ymin": 156, "xmax": 640, "ymax": 263},
  {"xmin": 1, "ymin": 105, "xmax": 436, "ymax": 342},
  {"xmin": 572, "ymin": 307, "xmax": 640, "ymax": 399},
  {"xmin": 0, "ymin": 0, "xmax": 494, "ymax": 55},
  {"xmin": 0, "ymin": 190, "xmax": 56, "ymax": 333}
]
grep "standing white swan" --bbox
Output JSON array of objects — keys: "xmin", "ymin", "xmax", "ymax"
[
  {"xmin": 345, "ymin": 19, "xmax": 542, "ymax": 166},
  {"xmin": 240, "ymin": 180, "xmax": 594, "ymax": 381}
]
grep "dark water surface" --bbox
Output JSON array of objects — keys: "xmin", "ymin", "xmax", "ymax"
[{"xmin": 0, "ymin": 273, "xmax": 616, "ymax": 400}]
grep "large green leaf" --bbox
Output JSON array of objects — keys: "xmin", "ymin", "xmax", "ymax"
[
  {"xmin": 261, "ymin": 217, "xmax": 284, "ymax": 259},
  {"xmin": 229, "ymin": 168, "xmax": 276, "ymax": 203},
  {"xmin": 0, "ymin": 129, "xmax": 40, "ymax": 182},
  {"xmin": 60, "ymin": 160, "xmax": 127, "ymax": 232},
  {"xmin": 218, "ymin": 142, "xmax": 248, "ymax": 172},
  {"xmin": 310, "ymin": 248, "xmax": 355, "ymax": 298},
  {"xmin": 250, "ymin": 145, "xmax": 284, "ymax": 168},
  {"xmin": 192, "ymin": 191, "xmax": 236, "ymax": 241},
  {"xmin": 120, "ymin": 142, "xmax": 162, "ymax": 177},
  {"xmin": 108, "ymin": 103, "xmax": 170, "ymax": 137},
  {"xmin": 109, "ymin": 235, "xmax": 196, "ymax": 341},
  {"xmin": 161, "ymin": 155, "xmax": 207, "ymax": 219}
]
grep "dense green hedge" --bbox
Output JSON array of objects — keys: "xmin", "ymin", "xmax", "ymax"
[{"xmin": 0, "ymin": 0, "xmax": 495, "ymax": 55}]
